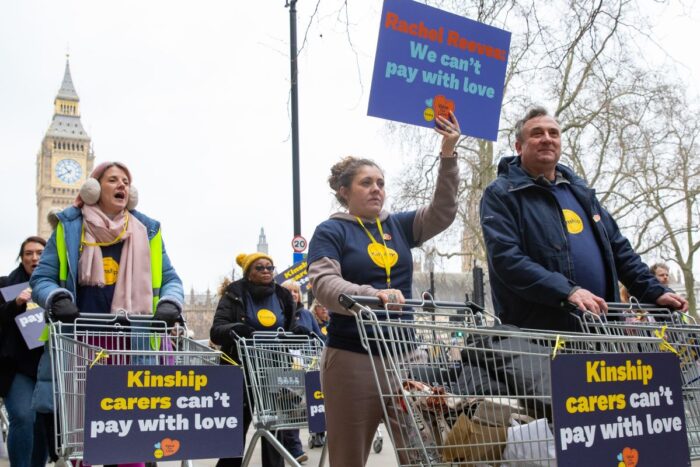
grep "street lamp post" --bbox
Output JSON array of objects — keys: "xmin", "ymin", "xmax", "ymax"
[{"xmin": 286, "ymin": 0, "xmax": 302, "ymax": 238}]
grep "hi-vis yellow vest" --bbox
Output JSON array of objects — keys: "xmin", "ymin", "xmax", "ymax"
[{"xmin": 55, "ymin": 221, "xmax": 164, "ymax": 313}]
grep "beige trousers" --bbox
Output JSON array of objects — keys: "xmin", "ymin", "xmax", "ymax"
[{"xmin": 321, "ymin": 346, "xmax": 408, "ymax": 467}]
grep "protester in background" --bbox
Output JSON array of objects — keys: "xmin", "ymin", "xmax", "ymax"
[
  {"xmin": 30, "ymin": 161, "xmax": 184, "ymax": 467},
  {"xmin": 308, "ymin": 300, "xmax": 329, "ymax": 448},
  {"xmin": 210, "ymin": 252, "xmax": 296, "ymax": 467},
  {"xmin": 0, "ymin": 236, "xmax": 48, "ymax": 467},
  {"xmin": 310, "ymin": 299, "xmax": 329, "ymax": 341},
  {"xmin": 307, "ymin": 111, "xmax": 460, "ymax": 467},
  {"xmin": 650, "ymin": 262, "xmax": 670, "ymax": 286},
  {"xmin": 282, "ymin": 279, "xmax": 322, "ymax": 340},
  {"xmin": 279, "ymin": 279, "xmax": 321, "ymax": 464}
]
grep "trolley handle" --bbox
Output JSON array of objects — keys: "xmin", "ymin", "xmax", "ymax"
[
  {"xmin": 338, "ymin": 294, "xmax": 368, "ymax": 315},
  {"xmin": 50, "ymin": 309, "xmax": 186, "ymax": 327},
  {"xmin": 569, "ymin": 300, "xmax": 675, "ymax": 320},
  {"xmin": 341, "ymin": 294, "xmax": 485, "ymax": 313}
]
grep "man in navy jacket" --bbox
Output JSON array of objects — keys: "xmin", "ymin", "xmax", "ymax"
[{"xmin": 480, "ymin": 106, "xmax": 687, "ymax": 331}]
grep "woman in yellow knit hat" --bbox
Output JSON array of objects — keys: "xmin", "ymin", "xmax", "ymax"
[{"xmin": 209, "ymin": 252, "xmax": 297, "ymax": 467}]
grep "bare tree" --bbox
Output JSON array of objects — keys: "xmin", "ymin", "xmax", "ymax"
[
  {"xmin": 391, "ymin": 1, "xmax": 688, "ymax": 286},
  {"xmin": 619, "ymin": 90, "xmax": 700, "ymax": 313},
  {"xmin": 303, "ymin": 0, "xmax": 699, "ymax": 311}
]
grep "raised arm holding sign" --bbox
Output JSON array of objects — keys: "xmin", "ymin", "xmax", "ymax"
[{"xmin": 368, "ymin": 0, "xmax": 510, "ymax": 141}]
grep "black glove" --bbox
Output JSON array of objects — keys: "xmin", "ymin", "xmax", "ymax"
[
  {"xmin": 51, "ymin": 297, "xmax": 80, "ymax": 323},
  {"xmin": 230, "ymin": 322, "xmax": 255, "ymax": 339},
  {"xmin": 154, "ymin": 301, "xmax": 181, "ymax": 327},
  {"xmin": 291, "ymin": 323, "xmax": 312, "ymax": 336}
]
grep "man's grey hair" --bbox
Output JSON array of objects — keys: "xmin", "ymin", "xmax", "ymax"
[{"xmin": 514, "ymin": 106, "xmax": 556, "ymax": 143}]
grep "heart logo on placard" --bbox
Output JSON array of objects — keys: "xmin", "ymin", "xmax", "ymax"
[
  {"xmin": 433, "ymin": 95, "xmax": 455, "ymax": 120},
  {"xmin": 622, "ymin": 447, "xmax": 639, "ymax": 467},
  {"xmin": 161, "ymin": 438, "xmax": 180, "ymax": 457}
]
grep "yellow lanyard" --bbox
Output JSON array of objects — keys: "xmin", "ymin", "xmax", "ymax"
[
  {"xmin": 356, "ymin": 216, "xmax": 392, "ymax": 288},
  {"xmin": 80, "ymin": 212, "xmax": 129, "ymax": 253}
]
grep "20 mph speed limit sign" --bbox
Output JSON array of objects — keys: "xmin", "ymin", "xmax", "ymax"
[{"xmin": 292, "ymin": 235, "xmax": 307, "ymax": 253}]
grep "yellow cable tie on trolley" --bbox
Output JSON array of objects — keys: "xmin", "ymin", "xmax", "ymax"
[
  {"xmin": 552, "ymin": 335, "xmax": 565, "ymax": 360},
  {"xmin": 89, "ymin": 349, "xmax": 110, "ymax": 369},
  {"xmin": 219, "ymin": 352, "xmax": 239, "ymax": 366},
  {"xmin": 654, "ymin": 325, "xmax": 679, "ymax": 356}
]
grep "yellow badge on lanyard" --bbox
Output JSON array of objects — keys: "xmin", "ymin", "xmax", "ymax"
[
  {"xmin": 103, "ymin": 257, "xmax": 119, "ymax": 285},
  {"xmin": 356, "ymin": 217, "xmax": 398, "ymax": 288},
  {"xmin": 257, "ymin": 309, "xmax": 277, "ymax": 327},
  {"xmin": 367, "ymin": 243, "xmax": 398, "ymax": 268}
]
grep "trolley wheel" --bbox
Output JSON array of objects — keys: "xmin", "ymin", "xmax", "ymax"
[{"xmin": 373, "ymin": 437, "xmax": 383, "ymax": 453}]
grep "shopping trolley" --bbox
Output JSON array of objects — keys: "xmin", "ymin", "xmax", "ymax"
[
  {"xmin": 576, "ymin": 301, "xmax": 700, "ymax": 458},
  {"xmin": 235, "ymin": 330, "xmax": 327, "ymax": 467},
  {"xmin": 48, "ymin": 311, "xmax": 222, "ymax": 466},
  {"xmin": 339, "ymin": 294, "xmax": 673, "ymax": 466}
]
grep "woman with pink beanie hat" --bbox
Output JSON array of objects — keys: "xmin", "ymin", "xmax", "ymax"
[
  {"xmin": 31, "ymin": 161, "xmax": 183, "ymax": 321},
  {"xmin": 29, "ymin": 161, "xmax": 184, "ymax": 467}
]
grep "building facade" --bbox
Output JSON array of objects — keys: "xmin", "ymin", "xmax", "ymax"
[
  {"xmin": 183, "ymin": 287, "xmax": 216, "ymax": 340},
  {"xmin": 36, "ymin": 58, "xmax": 94, "ymax": 239}
]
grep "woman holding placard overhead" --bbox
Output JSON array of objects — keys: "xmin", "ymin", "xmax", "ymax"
[
  {"xmin": 0, "ymin": 236, "xmax": 48, "ymax": 467},
  {"xmin": 307, "ymin": 112, "xmax": 461, "ymax": 466}
]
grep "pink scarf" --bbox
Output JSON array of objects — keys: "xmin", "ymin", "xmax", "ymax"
[{"xmin": 78, "ymin": 205, "xmax": 153, "ymax": 314}]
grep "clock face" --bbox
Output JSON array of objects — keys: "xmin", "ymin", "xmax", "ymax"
[{"xmin": 55, "ymin": 158, "xmax": 83, "ymax": 185}]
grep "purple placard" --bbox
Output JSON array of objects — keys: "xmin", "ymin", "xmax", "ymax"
[
  {"xmin": 367, "ymin": 0, "xmax": 511, "ymax": 141},
  {"xmin": 304, "ymin": 370, "xmax": 326, "ymax": 433},
  {"xmin": 0, "ymin": 281, "xmax": 29, "ymax": 302},
  {"xmin": 83, "ymin": 365, "xmax": 244, "ymax": 464},
  {"xmin": 275, "ymin": 259, "xmax": 309, "ymax": 294},
  {"xmin": 14, "ymin": 305, "xmax": 46, "ymax": 350},
  {"xmin": 551, "ymin": 352, "xmax": 689, "ymax": 467},
  {"xmin": 2, "ymin": 281, "xmax": 45, "ymax": 350}
]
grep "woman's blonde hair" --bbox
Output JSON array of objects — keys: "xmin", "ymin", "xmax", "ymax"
[
  {"xmin": 310, "ymin": 299, "xmax": 327, "ymax": 324},
  {"xmin": 281, "ymin": 279, "xmax": 302, "ymax": 303}
]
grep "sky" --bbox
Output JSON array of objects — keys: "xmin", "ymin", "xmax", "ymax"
[{"xmin": 1, "ymin": 1, "xmax": 699, "ymax": 292}]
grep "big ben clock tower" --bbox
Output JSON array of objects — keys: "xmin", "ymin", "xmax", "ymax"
[{"xmin": 36, "ymin": 57, "xmax": 94, "ymax": 239}]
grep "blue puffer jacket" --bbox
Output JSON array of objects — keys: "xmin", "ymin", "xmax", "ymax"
[
  {"xmin": 480, "ymin": 156, "xmax": 668, "ymax": 331},
  {"xmin": 30, "ymin": 206, "xmax": 184, "ymax": 313},
  {"xmin": 291, "ymin": 306, "xmax": 324, "ymax": 341}
]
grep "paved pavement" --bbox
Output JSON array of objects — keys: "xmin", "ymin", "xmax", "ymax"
[
  {"xmin": 0, "ymin": 425, "xmax": 396, "ymax": 466},
  {"xmin": 4, "ymin": 429, "xmax": 700, "ymax": 466}
]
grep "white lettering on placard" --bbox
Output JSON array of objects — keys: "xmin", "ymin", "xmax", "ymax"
[
  {"xmin": 18, "ymin": 311, "xmax": 44, "ymax": 328},
  {"xmin": 90, "ymin": 419, "xmax": 132, "ymax": 438}
]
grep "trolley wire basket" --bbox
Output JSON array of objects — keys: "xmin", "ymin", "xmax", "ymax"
[
  {"xmin": 340, "ymin": 294, "xmax": 672, "ymax": 466},
  {"xmin": 235, "ymin": 330, "xmax": 327, "ymax": 467},
  {"xmin": 48, "ymin": 311, "xmax": 221, "ymax": 466}
]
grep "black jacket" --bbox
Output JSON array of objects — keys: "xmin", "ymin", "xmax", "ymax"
[
  {"xmin": 209, "ymin": 279, "xmax": 296, "ymax": 363},
  {"xmin": 480, "ymin": 156, "xmax": 668, "ymax": 331},
  {"xmin": 0, "ymin": 265, "xmax": 44, "ymax": 396}
]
